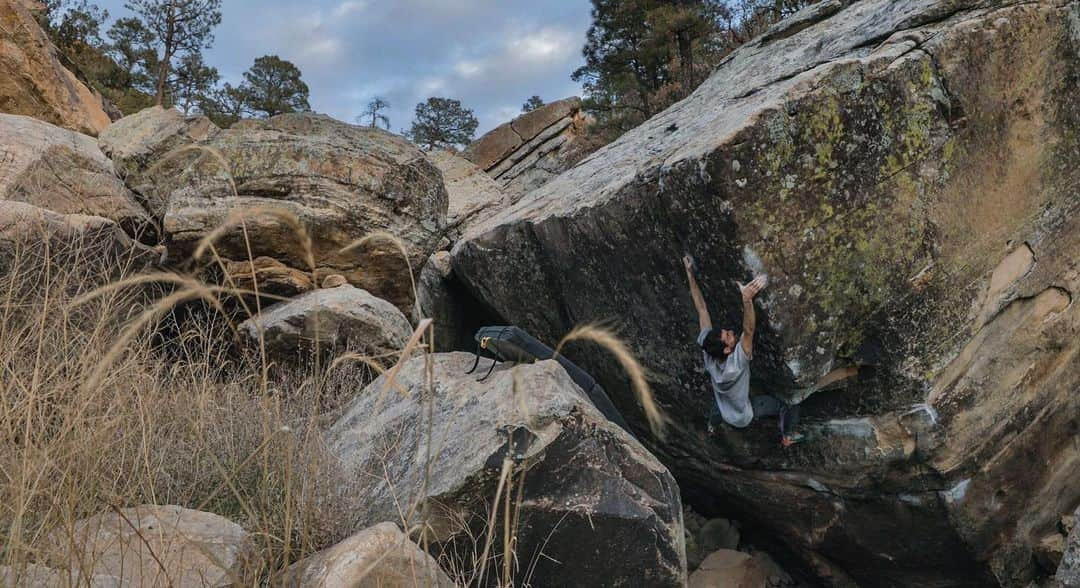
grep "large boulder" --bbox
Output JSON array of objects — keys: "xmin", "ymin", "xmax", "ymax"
[
  {"xmin": 98, "ymin": 106, "xmax": 219, "ymax": 218},
  {"xmin": 152, "ymin": 113, "xmax": 447, "ymax": 311},
  {"xmin": 281, "ymin": 522, "xmax": 455, "ymax": 587},
  {"xmin": 328, "ymin": 352, "xmax": 686, "ymax": 587},
  {"xmin": 0, "ymin": 0, "xmax": 111, "ymax": 135},
  {"xmin": 463, "ymin": 97, "xmax": 595, "ymax": 198},
  {"xmin": 49, "ymin": 505, "xmax": 250, "ymax": 588},
  {"xmin": 239, "ymin": 283, "xmax": 412, "ymax": 363},
  {"xmin": 0, "ymin": 114, "xmax": 154, "ymax": 239},
  {"xmin": 451, "ymin": 0, "xmax": 1080, "ymax": 585}
]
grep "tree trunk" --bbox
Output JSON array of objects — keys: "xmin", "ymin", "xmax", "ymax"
[
  {"xmin": 155, "ymin": 2, "xmax": 177, "ymax": 106},
  {"xmin": 154, "ymin": 59, "xmax": 169, "ymax": 106},
  {"xmin": 677, "ymin": 29, "xmax": 694, "ymax": 97}
]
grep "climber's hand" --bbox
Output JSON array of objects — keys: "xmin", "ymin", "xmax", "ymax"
[
  {"xmin": 738, "ymin": 275, "xmax": 767, "ymax": 301},
  {"xmin": 683, "ymin": 255, "xmax": 696, "ymax": 274}
]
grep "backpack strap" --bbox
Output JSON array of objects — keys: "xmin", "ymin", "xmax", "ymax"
[
  {"xmin": 465, "ymin": 345, "xmax": 482, "ymax": 375},
  {"xmin": 477, "ymin": 357, "xmax": 498, "ymax": 382}
]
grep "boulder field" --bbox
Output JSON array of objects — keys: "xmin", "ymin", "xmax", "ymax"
[
  {"xmin": 449, "ymin": 0, "xmax": 1080, "ymax": 585},
  {"xmin": 1, "ymin": 0, "xmax": 1078, "ymax": 584}
]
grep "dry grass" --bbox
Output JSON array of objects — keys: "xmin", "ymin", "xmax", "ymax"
[
  {"xmin": 0, "ymin": 234, "xmax": 360, "ymax": 585},
  {"xmin": 557, "ymin": 324, "xmax": 669, "ymax": 439},
  {"xmin": 0, "ymin": 205, "xmax": 666, "ymax": 586}
]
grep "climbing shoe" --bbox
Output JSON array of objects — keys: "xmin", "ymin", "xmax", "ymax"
[{"xmin": 780, "ymin": 432, "xmax": 805, "ymax": 448}]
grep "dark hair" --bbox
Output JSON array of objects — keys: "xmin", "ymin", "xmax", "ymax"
[{"xmin": 702, "ymin": 325, "xmax": 739, "ymax": 359}]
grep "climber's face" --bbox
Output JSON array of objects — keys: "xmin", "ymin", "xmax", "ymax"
[{"xmin": 720, "ymin": 329, "xmax": 737, "ymax": 355}]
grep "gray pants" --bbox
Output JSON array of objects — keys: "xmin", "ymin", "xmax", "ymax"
[{"xmin": 710, "ymin": 394, "xmax": 800, "ymax": 436}]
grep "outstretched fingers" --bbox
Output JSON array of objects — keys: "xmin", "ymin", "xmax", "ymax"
[{"xmin": 739, "ymin": 275, "xmax": 768, "ymax": 299}]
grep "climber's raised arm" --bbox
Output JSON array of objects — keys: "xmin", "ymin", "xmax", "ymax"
[
  {"xmin": 737, "ymin": 276, "xmax": 766, "ymax": 359},
  {"xmin": 683, "ymin": 255, "xmax": 711, "ymax": 332}
]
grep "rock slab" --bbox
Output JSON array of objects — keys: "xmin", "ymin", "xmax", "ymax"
[
  {"xmin": 426, "ymin": 149, "xmax": 510, "ymax": 241},
  {"xmin": 463, "ymin": 97, "xmax": 594, "ymax": 198}
]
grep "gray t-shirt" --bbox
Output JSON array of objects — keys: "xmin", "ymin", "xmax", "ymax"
[{"xmin": 698, "ymin": 328, "xmax": 753, "ymax": 428}]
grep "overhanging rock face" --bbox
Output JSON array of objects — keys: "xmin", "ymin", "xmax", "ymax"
[{"xmin": 452, "ymin": 1, "xmax": 1080, "ymax": 585}]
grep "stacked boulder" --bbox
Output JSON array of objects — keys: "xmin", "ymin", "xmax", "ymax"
[
  {"xmin": 463, "ymin": 97, "xmax": 594, "ymax": 199},
  {"xmin": 95, "ymin": 108, "xmax": 454, "ymax": 364},
  {"xmin": 102, "ymin": 110, "xmax": 447, "ymax": 313}
]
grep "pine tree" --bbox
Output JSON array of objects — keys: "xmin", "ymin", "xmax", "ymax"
[
  {"xmin": 406, "ymin": 98, "xmax": 479, "ymax": 151},
  {"xmin": 197, "ymin": 82, "xmax": 246, "ymax": 127},
  {"xmin": 522, "ymin": 95, "xmax": 545, "ymax": 113},
  {"xmin": 170, "ymin": 52, "xmax": 218, "ymax": 114},
  {"xmin": 359, "ymin": 97, "xmax": 390, "ymax": 129},
  {"xmin": 572, "ymin": 0, "xmax": 689, "ymax": 137},
  {"xmin": 105, "ymin": 17, "xmax": 159, "ymax": 96},
  {"xmin": 573, "ymin": 0, "xmax": 815, "ymax": 142},
  {"xmin": 48, "ymin": 0, "xmax": 109, "ymax": 53},
  {"xmin": 238, "ymin": 55, "xmax": 311, "ymax": 118},
  {"xmin": 125, "ymin": 0, "xmax": 222, "ymax": 106}
]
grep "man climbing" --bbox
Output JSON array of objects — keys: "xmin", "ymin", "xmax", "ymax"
[{"xmin": 682, "ymin": 255, "xmax": 803, "ymax": 447}]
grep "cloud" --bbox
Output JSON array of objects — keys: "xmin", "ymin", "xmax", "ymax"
[
  {"xmin": 511, "ymin": 28, "xmax": 578, "ymax": 63},
  {"xmin": 333, "ymin": 0, "xmax": 366, "ymax": 18},
  {"xmin": 453, "ymin": 60, "xmax": 484, "ymax": 78},
  {"xmin": 299, "ymin": 36, "xmax": 344, "ymax": 63}
]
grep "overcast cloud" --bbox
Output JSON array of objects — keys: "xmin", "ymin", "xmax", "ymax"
[{"xmin": 92, "ymin": 0, "xmax": 592, "ymax": 135}]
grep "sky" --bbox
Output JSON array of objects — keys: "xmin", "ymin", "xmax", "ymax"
[{"xmin": 92, "ymin": 0, "xmax": 593, "ymax": 136}]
